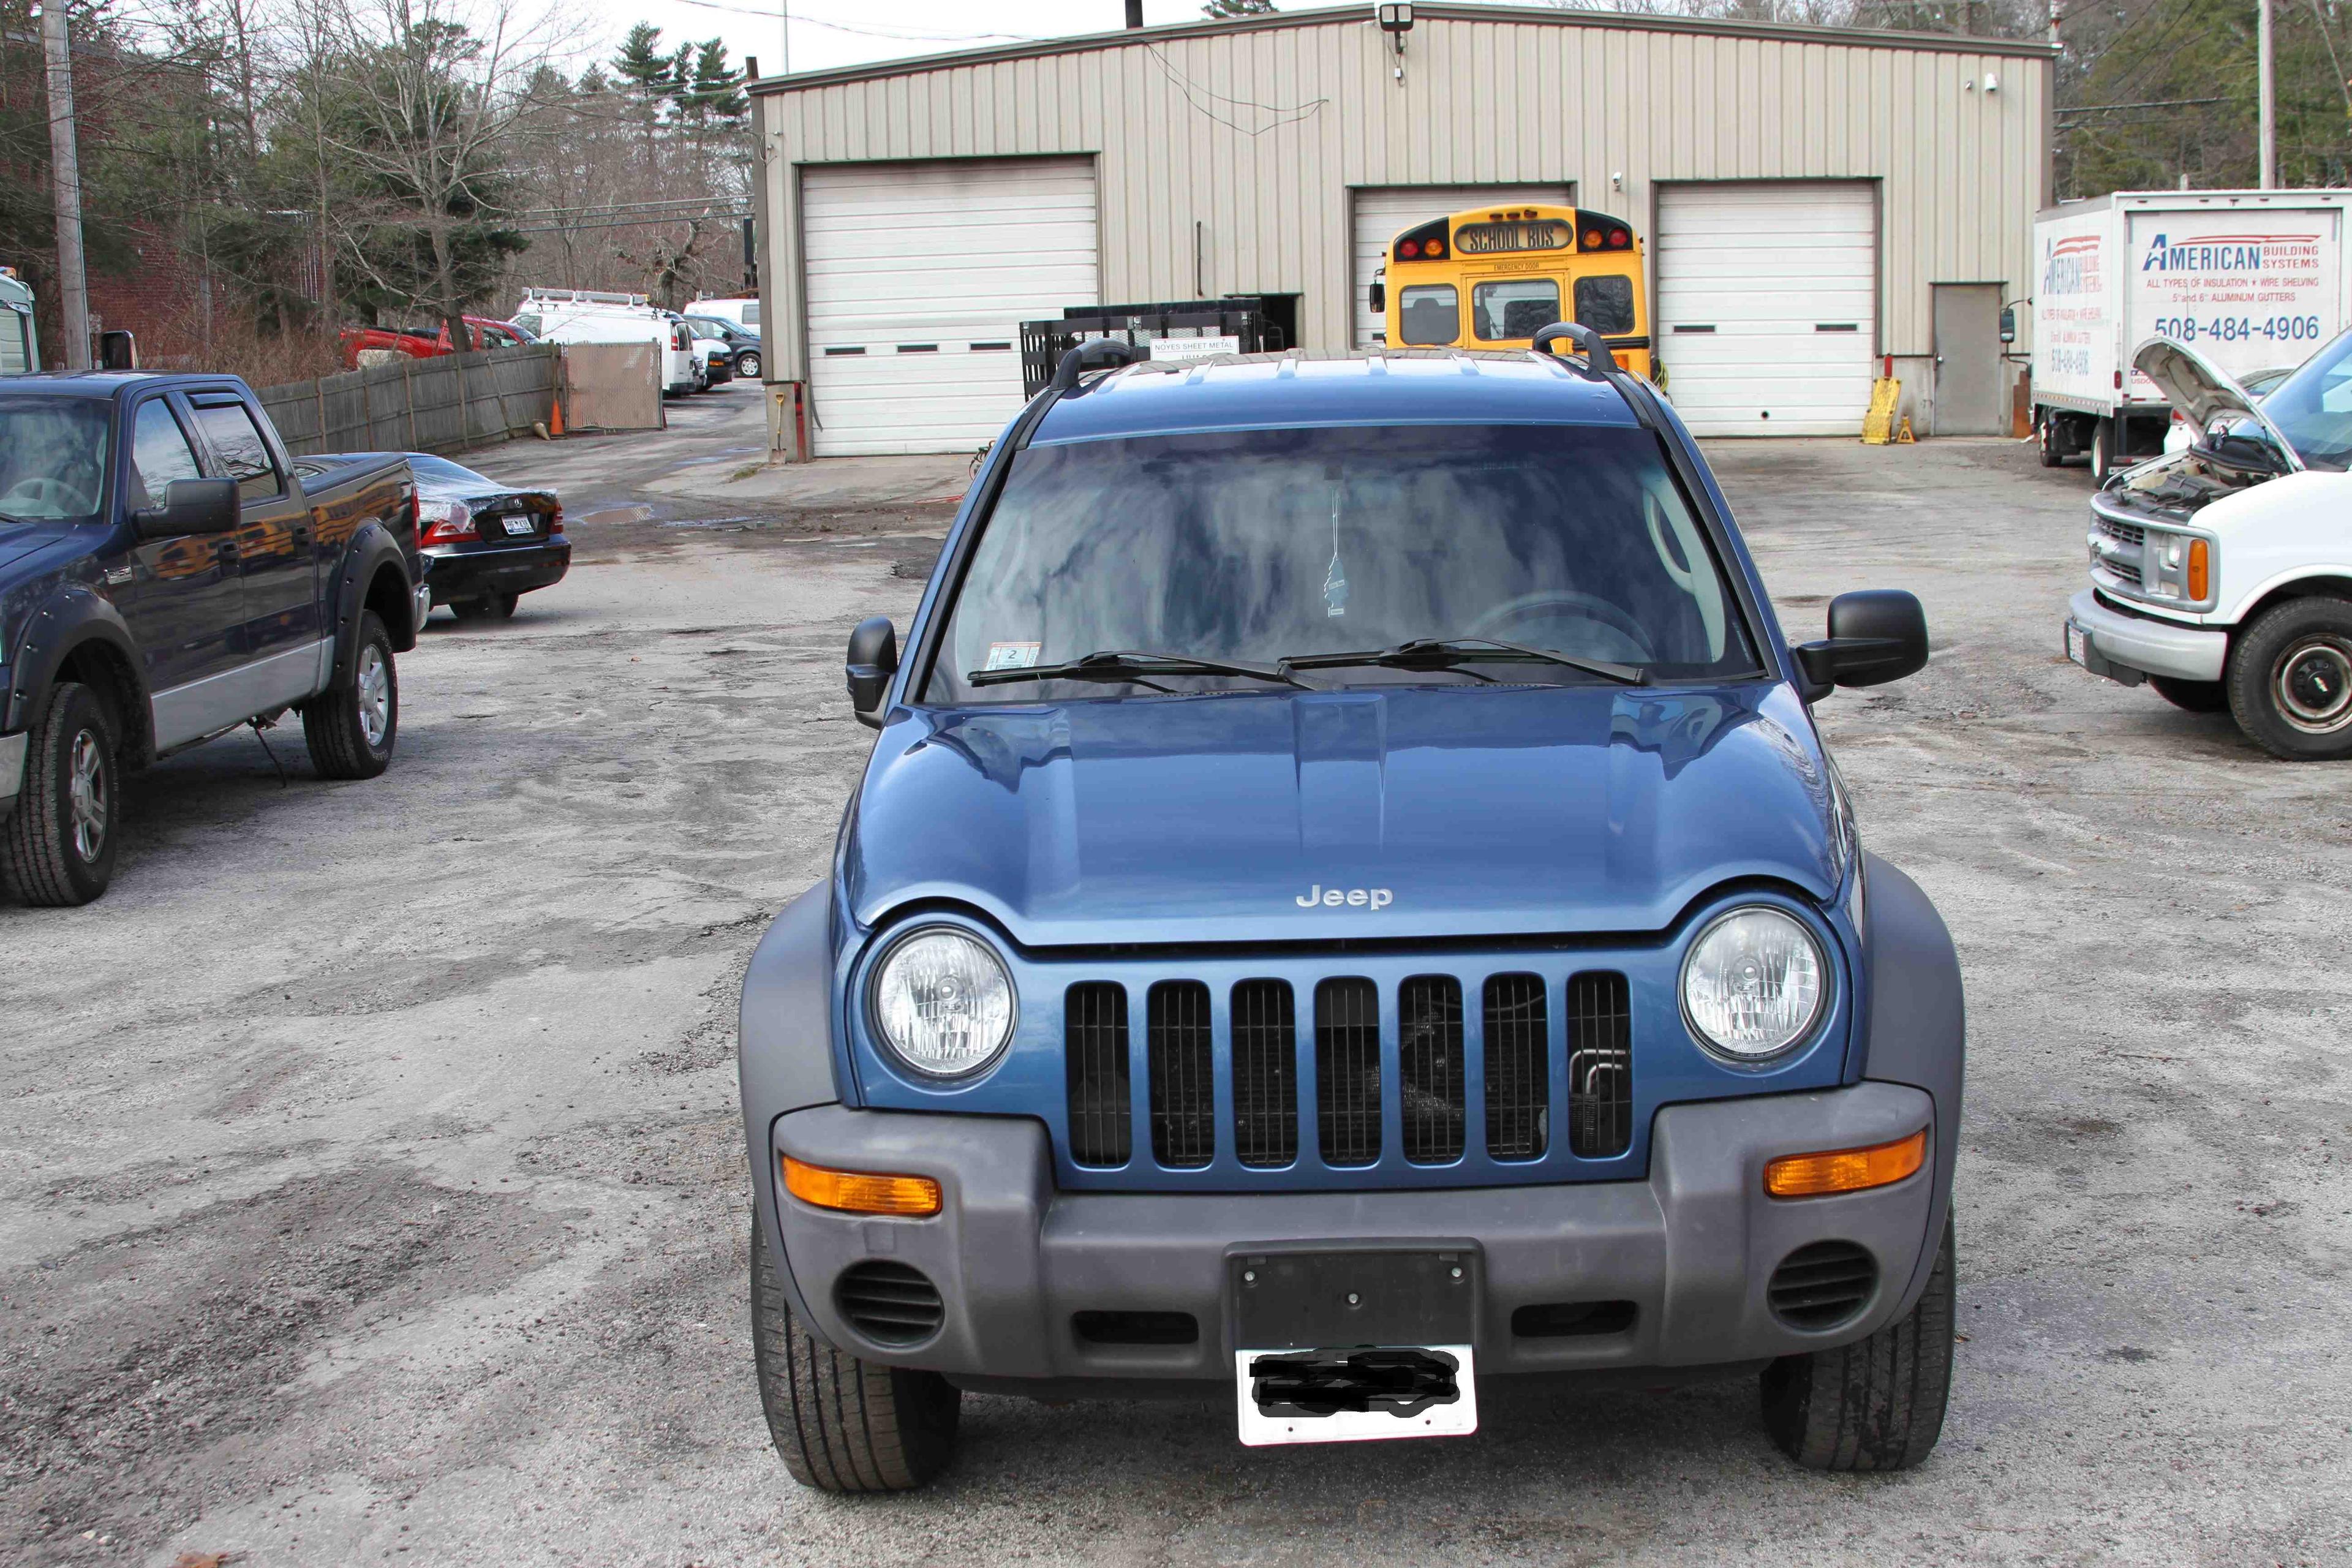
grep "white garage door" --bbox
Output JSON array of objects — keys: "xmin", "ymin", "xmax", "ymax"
[
  {"xmin": 803, "ymin": 158, "xmax": 1097, "ymax": 457},
  {"xmin": 1352, "ymin": 184, "xmax": 1571, "ymax": 347},
  {"xmin": 1654, "ymin": 184, "xmax": 1877, "ymax": 437}
]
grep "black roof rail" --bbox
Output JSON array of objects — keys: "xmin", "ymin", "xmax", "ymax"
[
  {"xmin": 1052, "ymin": 337, "xmax": 1140, "ymax": 392},
  {"xmin": 1529, "ymin": 321, "xmax": 1616, "ymax": 383}
]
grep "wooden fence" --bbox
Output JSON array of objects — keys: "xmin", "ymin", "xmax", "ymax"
[{"xmin": 256, "ymin": 344, "xmax": 560, "ymax": 456}]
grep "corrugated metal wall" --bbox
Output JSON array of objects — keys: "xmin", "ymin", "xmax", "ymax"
[{"xmin": 753, "ymin": 7, "xmax": 2049, "ymax": 385}]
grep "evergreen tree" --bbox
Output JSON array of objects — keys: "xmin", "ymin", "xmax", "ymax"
[
  {"xmin": 681, "ymin": 39, "xmax": 747, "ymax": 126},
  {"xmin": 1202, "ymin": 0, "xmax": 1276, "ymax": 16}
]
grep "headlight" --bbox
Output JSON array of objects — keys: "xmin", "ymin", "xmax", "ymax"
[
  {"xmin": 2140, "ymin": 527, "xmax": 2212, "ymax": 605},
  {"xmin": 1681, "ymin": 907, "xmax": 1828, "ymax": 1061},
  {"xmin": 868, "ymin": 926, "xmax": 1016, "ymax": 1079}
]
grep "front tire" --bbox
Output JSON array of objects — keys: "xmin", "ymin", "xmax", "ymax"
[
  {"xmin": 2150, "ymin": 675, "xmax": 2228, "ymax": 713},
  {"xmin": 2089, "ymin": 419, "xmax": 2114, "ymax": 485},
  {"xmin": 750, "ymin": 1213, "xmax": 960, "ymax": 1493},
  {"xmin": 303, "ymin": 610, "xmax": 397, "ymax": 780},
  {"xmin": 2225, "ymin": 597, "xmax": 2352, "ymax": 760},
  {"xmin": 1760, "ymin": 1216, "xmax": 1954, "ymax": 1472},
  {"xmin": 737, "ymin": 350, "xmax": 761, "ymax": 379},
  {"xmin": 1, "ymin": 680, "xmax": 119, "ymax": 906}
]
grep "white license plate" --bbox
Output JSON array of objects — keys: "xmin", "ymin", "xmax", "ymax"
[
  {"xmin": 502, "ymin": 515, "xmax": 535, "ymax": 536},
  {"xmin": 2064, "ymin": 621, "xmax": 2089, "ymax": 667},
  {"xmin": 1234, "ymin": 1346, "xmax": 1478, "ymax": 1447}
]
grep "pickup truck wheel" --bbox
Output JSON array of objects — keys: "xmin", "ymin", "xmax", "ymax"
[
  {"xmin": 750, "ymin": 1212, "xmax": 960, "ymax": 1492},
  {"xmin": 1760, "ymin": 1215, "xmax": 1954, "ymax": 1472},
  {"xmin": 2226, "ymin": 598, "xmax": 2352, "ymax": 760},
  {"xmin": 303, "ymin": 611, "xmax": 398, "ymax": 780},
  {"xmin": 2150, "ymin": 676, "xmax": 2228, "ymax": 713},
  {"xmin": 1, "ymin": 681, "xmax": 119, "ymax": 907}
]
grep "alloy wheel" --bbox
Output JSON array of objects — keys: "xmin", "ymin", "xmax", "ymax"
[
  {"xmin": 358, "ymin": 644, "xmax": 391, "ymax": 748},
  {"xmin": 66, "ymin": 728, "xmax": 107, "ymax": 864}
]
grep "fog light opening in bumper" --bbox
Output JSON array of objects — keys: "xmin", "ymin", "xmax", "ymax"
[
  {"xmin": 1762, "ymin": 1127, "xmax": 1927, "ymax": 1199},
  {"xmin": 781, "ymin": 1154, "xmax": 942, "ymax": 1217}
]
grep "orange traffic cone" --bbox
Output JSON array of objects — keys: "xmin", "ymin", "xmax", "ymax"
[{"xmin": 549, "ymin": 396, "xmax": 566, "ymax": 437}]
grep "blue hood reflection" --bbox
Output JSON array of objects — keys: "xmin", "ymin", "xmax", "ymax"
[{"xmin": 845, "ymin": 682, "xmax": 1841, "ymax": 946}]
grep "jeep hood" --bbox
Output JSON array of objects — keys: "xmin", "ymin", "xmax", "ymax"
[
  {"xmin": 844, "ymin": 684, "xmax": 1843, "ymax": 946},
  {"xmin": 2134, "ymin": 336, "xmax": 2304, "ymax": 471}
]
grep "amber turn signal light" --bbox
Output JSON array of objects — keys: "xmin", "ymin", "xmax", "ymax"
[
  {"xmin": 2187, "ymin": 537, "xmax": 2209, "ymax": 601},
  {"xmin": 782, "ymin": 1155, "xmax": 942, "ymax": 1217},
  {"xmin": 1763, "ymin": 1128, "xmax": 1928, "ymax": 1199}
]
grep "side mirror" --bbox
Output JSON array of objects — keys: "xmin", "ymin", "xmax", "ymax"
[
  {"xmin": 1795, "ymin": 589, "xmax": 1928, "ymax": 699},
  {"xmin": 1998, "ymin": 306, "xmax": 2016, "ymax": 345},
  {"xmin": 98, "ymin": 329, "xmax": 138, "ymax": 369},
  {"xmin": 845, "ymin": 615, "xmax": 899, "ymax": 729},
  {"xmin": 1368, "ymin": 271, "xmax": 1385, "ymax": 315},
  {"xmin": 134, "ymin": 477, "xmax": 239, "ymax": 540}
]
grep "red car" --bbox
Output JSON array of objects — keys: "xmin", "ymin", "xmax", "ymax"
[{"xmin": 339, "ymin": 317, "xmax": 537, "ymax": 370}]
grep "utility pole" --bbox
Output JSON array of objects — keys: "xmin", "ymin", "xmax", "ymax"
[
  {"xmin": 2258, "ymin": 0, "xmax": 2278, "ymax": 187},
  {"xmin": 39, "ymin": 0, "xmax": 91, "ymax": 369},
  {"xmin": 779, "ymin": 0, "xmax": 790, "ymax": 75}
]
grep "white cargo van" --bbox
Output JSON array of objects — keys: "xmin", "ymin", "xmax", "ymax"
[
  {"xmin": 684, "ymin": 296, "xmax": 760, "ymax": 334},
  {"xmin": 2032, "ymin": 190, "xmax": 2352, "ymax": 481},
  {"xmin": 516, "ymin": 289, "xmax": 700, "ymax": 397}
]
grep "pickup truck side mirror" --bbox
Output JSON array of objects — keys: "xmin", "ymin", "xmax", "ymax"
[
  {"xmin": 134, "ymin": 477, "xmax": 239, "ymax": 540},
  {"xmin": 1794, "ymin": 589, "xmax": 1929, "ymax": 699},
  {"xmin": 846, "ymin": 615, "xmax": 898, "ymax": 729}
]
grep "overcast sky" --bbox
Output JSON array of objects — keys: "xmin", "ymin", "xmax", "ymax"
[{"xmin": 592, "ymin": 0, "xmax": 1306, "ymax": 81}]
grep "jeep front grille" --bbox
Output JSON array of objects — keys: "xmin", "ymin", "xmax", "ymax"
[
  {"xmin": 1065, "ymin": 981, "xmax": 1131, "ymax": 1167},
  {"xmin": 1148, "ymin": 981, "xmax": 1215, "ymax": 1167},
  {"xmin": 1482, "ymin": 973, "xmax": 1548, "ymax": 1159},
  {"xmin": 1056, "ymin": 969, "xmax": 1635, "ymax": 1180},
  {"xmin": 1231, "ymin": 979, "xmax": 1299, "ymax": 1167},
  {"xmin": 1316, "ymin": 978, "xmax": 1383, "ymax": 1166},
  {"xmin": 1567, "ymin": 971, "xmax": 1634, "ymax": 1158}
]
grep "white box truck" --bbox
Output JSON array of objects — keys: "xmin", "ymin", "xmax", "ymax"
[{"xmin": 2031, "ymin": 189, "xmax": 2352, "ymax": 482}]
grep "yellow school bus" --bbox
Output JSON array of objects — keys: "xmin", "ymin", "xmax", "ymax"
[{"xmin": 1372, "ymin": 203, "xmax": 1653, "ymax": 379}]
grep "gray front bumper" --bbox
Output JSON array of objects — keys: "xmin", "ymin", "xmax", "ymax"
[
  {"xmin": 2067, "ymin": 586, "xmax": 2227, "ymax": 684},
  {"xmin": 767, "ymin": 1082, "xmax": 1940, "ymax": 1384},
  {"xmin": 0, "ymin": 729, "xmax": 24, "ymax": 818}
]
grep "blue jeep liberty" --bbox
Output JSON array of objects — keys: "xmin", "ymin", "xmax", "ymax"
[{"xmin": 738, "ymin": 327, "xmax": 1961, "ymax": 1489}]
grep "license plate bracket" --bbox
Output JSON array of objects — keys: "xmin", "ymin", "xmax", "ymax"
[
  {"xmin": 1230, "ymin": 1248, "xmax": 1480, "ymax": 1447},
  {"xmin": 2064, "ymin": 620, "xmax": 2089, "ymax": 667},
  {"xmin": 501, "ymin": 515, "xmax": 536, "ymax": 537}
]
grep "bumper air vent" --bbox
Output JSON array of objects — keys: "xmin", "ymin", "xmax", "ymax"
[
  {"xmin": 1072, "ymin": 1310, "xmax": 1199, "ymax": 1346},
  {"xmin": 1148, "ymin": 981, "xmax": 1215, "ymax": 1168},
  {"xmin": 1510, "ymin": 1300, "xmax": 1637, "ymax": 1338},
  {"xmin": 1567, "ymin": 971, "xmax": 1633, "ymax": 1158},
  {"xmin": 835, "ymin": 1261, "xmax": 944, "ymax": 1346},
  {"xmin": 1315, "ymin": 977, "xmax": 1382, "ymax": 1167},
  {"xmin": 1482, "ymin": 973, "xmax": 1549, "ymax": 1160},
  {"xmin": 1768, "ymin": 1242, "xmax": 1878, "ymax": 1331},
  {"xmin": 1400, "ymin": 975, "xmax": 1466, "ymax": 1164},
  {"xmin": 1065, "ymin": 982, "xmax": 1131, "ymax": 1167},
  {"xmin": 1231, "ymin": 979, "xmax": 1298, "ymax": 1167}
]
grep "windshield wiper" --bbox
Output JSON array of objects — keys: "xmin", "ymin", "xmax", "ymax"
[
  {"xmin": 1281, "ymin": 636, "xmax": 1648, "ymax": 686},
  {"xmin": 969, "ymin": 649, "xmax": 1315, "ymax": 690}
]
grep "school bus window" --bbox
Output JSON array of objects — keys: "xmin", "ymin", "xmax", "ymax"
[
  {"xmin": 1398, "ymin": 284, "xmax": 1459, "ymax": 346},
  {"xmin": 1574, "ymin": 275, "xmax": 1637, "ymax": 336},
  {"xmin": 1472, "ymin": 279, "xmax": 1559, "ymax": 342}
]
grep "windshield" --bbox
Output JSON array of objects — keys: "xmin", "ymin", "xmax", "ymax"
[
  {"xmin": 922, "ymin": 423, "xmax": 1758, "ymax": 704},
  {"xmin": 2251, "ymin": 329, "xmax": 2352, "ymax": 468},
  {"xmin": 0, "ymin": 399, "xmax": 109, "ymax": 523}
]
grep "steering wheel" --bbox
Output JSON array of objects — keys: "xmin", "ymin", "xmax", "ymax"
[
  {"xmin": 0, "ymin": 476, "xmax": 96, "ymax": 516},
  {"xmin": 1467, "ymin": 590, "xmax": 1657, "ymax": 662}
]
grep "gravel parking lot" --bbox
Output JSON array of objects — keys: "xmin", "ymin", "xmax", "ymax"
[{"xmin": 6, "ymin": 390, "xmax": 2348, "ymax": 1567}]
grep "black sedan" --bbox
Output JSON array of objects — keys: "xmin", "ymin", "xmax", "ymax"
[{"xmin": 294, "ymin": 452, "xmax": 570, "ymax": 622}]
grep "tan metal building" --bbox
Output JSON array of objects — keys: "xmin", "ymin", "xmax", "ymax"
[{"xmin": 747, "ymin": 3, "xmax": 2052, "ymax": 456}]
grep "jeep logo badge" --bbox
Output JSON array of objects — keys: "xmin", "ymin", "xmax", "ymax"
[{"xmin": 1296, "ymin": 884, "xmax": 1393, "ymax": 910}]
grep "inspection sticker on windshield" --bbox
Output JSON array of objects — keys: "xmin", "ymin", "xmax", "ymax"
[{"xmin": 984, "ymin": 642, "xmax": 1042, "ymax": 671}]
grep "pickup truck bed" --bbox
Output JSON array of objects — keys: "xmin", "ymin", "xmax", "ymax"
[{"xmin": 0, "ymin": 371, "xmax": 424, "ymax": 905}]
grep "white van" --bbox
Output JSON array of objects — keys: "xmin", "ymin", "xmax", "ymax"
[
  {"xmin": 518, "ymin": 292, "xmax": 700, "ymax": 398},
  {"xmin": 685, "ymin": 296, "xmax": 760, "ymax": 334}
]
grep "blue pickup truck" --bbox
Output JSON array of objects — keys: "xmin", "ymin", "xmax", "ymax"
[
  {"xmin": 737, "ymin": 330, "xmax": 1961, "ymax": 1487},
  {"xmin": 0, "ymin": 372, "xmax": 423, "ymax": 905}
]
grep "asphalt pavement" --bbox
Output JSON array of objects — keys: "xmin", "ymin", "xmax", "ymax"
[{"xmin": 4, "ymin": 384, "xmax": 2346, "ymax": 1566}]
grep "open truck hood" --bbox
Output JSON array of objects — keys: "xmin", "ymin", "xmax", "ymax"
[{"xmin": 2133, "ymin": 336, "xmax": 2305, "ymax": 472}]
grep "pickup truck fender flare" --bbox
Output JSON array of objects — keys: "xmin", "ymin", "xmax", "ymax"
[
  {"xmin": 323, "ymin": 521, "xmax": 416, "ymax": 692},
  {"xmin": 1858, "ymin": 853, "xmax": 1964, "ymax": 1319},
  {"xmin": 5, "ymin": 585, "xmax": 154, "ymax": 765},
  {"xmin": 740, "ymin": 882, "xmax": 846, "ymax": 1330}
]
